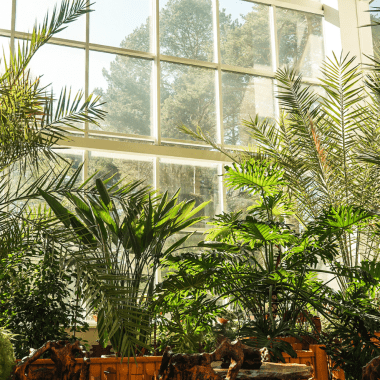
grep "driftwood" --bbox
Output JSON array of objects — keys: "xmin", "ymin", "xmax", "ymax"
[
  {"xmin": 215, "ymin": 363, "xmax": 312, "ymax": 380},
  {"xmin": 159, "ymin": 338, "xmax": 262, "ymax": 380},
  {"xmin": 362, "ymin": 355, "xmax": 380, "ymax": 380},
  {"xmin": 12, "ymin": 340, "xmax": 90, "ymax": 380},
  {"xmin": 89, "ymin": 344, "xmax": 114, "ymax": 358}
]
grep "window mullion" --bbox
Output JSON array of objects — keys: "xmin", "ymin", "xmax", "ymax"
[
  {"xmin": 270, "ymin": 5, "xmax": 280, "ymax": 120},
  {"xmin": 213, "ymin": 0, "xmax": 224, "ymax": 147},
  {"xmin": 11, "ymin": 0, "xmax": 16, "ymax": 54},
  {"xmin": 152, "ymin": 0, "xmax": 161, "ymax": 145},
  {"xmin": 85, "ymin": 0, "xmax": 90, "ymax": 140}
]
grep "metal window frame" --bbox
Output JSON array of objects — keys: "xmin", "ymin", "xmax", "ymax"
[{"xmin": 1, "ymin": 0, "xmax": 329, "ymax": 219}]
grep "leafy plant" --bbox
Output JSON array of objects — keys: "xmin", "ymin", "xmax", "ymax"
[
  {"xmin": 320, "ymin": 278, "xmax": 380, "ymax": 380},
  {"xmin": 0, "ymin": 327, "xmax": 16, "ymax": 380},
  {"xmin": 0, "ymin": 0, "xmax": 105, "ymax": 357},
  {"xmin": 154, "ymin": 158, "xmax": 379, "ymax": 363},
  {"xmin": 180, "ymin": 54, "xmax": 380, "ymax": 292},
  {"xmin": 154, "ymin": 252, "xmax": 227, "ymax": 354},
  {"xmin": 41, "ymin": 178, "xmax": 208, "ymax": 358},
  {"xmin": 0, "ymin": 247, "xmax": 89, "ymax": 359}
]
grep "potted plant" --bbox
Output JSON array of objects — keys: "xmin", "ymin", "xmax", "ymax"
[
  {"xmin": 0, "ymin": 0, "xmax": 105, "ymax": 363},
  {"xmin": 41, "ymin": 178, "xmax": 208, "ymax": 359}
]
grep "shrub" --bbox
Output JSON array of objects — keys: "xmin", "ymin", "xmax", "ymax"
[{"xmin": 0, "ymin": 327, "xmax": 16, "ymax": 380}]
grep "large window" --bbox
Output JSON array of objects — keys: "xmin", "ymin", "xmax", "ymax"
[
  {"xmin": 0, "ymin": 0, "xmax": 325, "ymax": 234},
  {"xmin": 371, "ymin": 0, "xmax": 380, "ymax": 59}
]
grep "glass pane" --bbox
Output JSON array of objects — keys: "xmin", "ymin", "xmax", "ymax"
[
  {"xmin": 159, "ymin": 0, "xmax": 214, "ymax": 61},
  {"xmin": 219, "ymin": 0, "xmax": 272, "ymax": 70},
  {"xmin": 161, "ymin": 62, "xmax": 216, "ymax": 140},
  {"xmin": 16, "ymin": 0, "xmax": 85, "ymax": 41},
  {"xmin": 159, "ymin": 159, "xmax": 220, "ymax": 228},
  {"xmin": 89, "ymin": 151, "xmax": 154, "ymax": 188},
  {"xmin": 89, "ymin": 51, "xmax": 152, "ymax": 136},
  {"xmin": 371, "ymin": 0, "xmax": 380, "ymax": 59},
  {"xmin": 90, "ymin": 0, "xmax": 151, "ymax": 51},
  {"xmin": 0, "ymin": 0, "xmax": 12, "ymax": 29},
  {"xmin": 54, "ymin": 149, "xmax": 84, "ymax": 186},
  {"xmin": 277, "ymin": 8, "xmax": 324, "ymax": 78},
  {"xmin": 160, "ymin": 232, "xmax": 204, "ymax": 280},
  {"xmin": 226, "ymin": 186, "xmax": 255, "ymax": 214},
  {"xmin": 222, "ymin": 72, "xmax": 275, "ymax": 146},
  {"xmin": 0, "ymin": 36, "xmax": 10, "ymax": 74},
  {"xmin": 25, "ymin": 42, "xmax": 85, "ymax": 97}
]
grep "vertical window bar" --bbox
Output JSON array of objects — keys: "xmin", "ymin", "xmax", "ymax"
[
  {"xmin": 153, "ymin": 156, "xmax": 159, "ymax": 191},
  {"xmin": 218, "ymin": 163, "xmax": 226, "ymax": 214},
  {"xmin": 270, "ymin": 5, "xmax": 280, "ymax": 120},
  {"xmin": 83, "ymin": 0, "xmax": 90, "ymax": 181},
  {"xmin": 152, "ymin": 0, "xmax": 161, "ymax": 145},
  {"xmin": 153, "ymin": 155, "xmax": 160, "ymax": 286},
  {"xmin": 11, "ymin": 0, "xmax": 16, "ymax": 55},
  {"xmin": 213, "ymin": 0, "xmax": 224, "ymax": 146},
  {"xmin": 83, "ymin": 150, "xmax": 89, "ymax": 181}
]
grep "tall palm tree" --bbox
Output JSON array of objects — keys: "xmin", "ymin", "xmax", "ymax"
[
  {"xmin": 0, "ymin": 0, "xmax": 105, "ymax": 321},
  {"xmin": 180, "ymin": 53, "xmax": 380, "ymax": 290}
]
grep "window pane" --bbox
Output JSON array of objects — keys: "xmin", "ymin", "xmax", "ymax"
[
  {"xmin": 160, "ymin": 0, "xmax": 214, "ymax": 61},
  {"xmin": 219, "ymin": 0, "xmax": 272, "ymax": 71},
  {"xmin": 161, "ymin": 62, "xmax": 216, "ymax": 140},
  {"xmin": 90, "ymin": 0, "xmax": 152, "ymax": 51},
  {"xmin": 89, "ymin": 151, "xmax": 154, "ymax": 188},
  {"xmin": 222, "ymin": 72, "xmax": 275, "ymax": 146},
  {"xmin": 16, "ymin": 0, "xmax": 85, "ymax": 41},
  {"xmin": 89, "ymin": 51, "xmax": 152, "ymax": 136},
  {"xmin": 159, "ymin": 159, "xmax": 220, "ymax": 228},
  {"xmin": 226, "ymin": 186, "xmax": 254, "ymax": 214},
  {"xmin": 54, "ymin": 149, "xmax": 84, "ymax": 186},
  {"xmin": 25, "ymin": 42, "xmax": 85, "ymax": 97},
  {"xmin": 371, "ymin": 0, "xmax": 380, "ymax": 59},
  {"xmin": 0, "ymin": 0, "xmax": 11, "ymax": 29},
  {"xmin": 277, "ymin": 8, "xmax": 324, "ymax": 78}
]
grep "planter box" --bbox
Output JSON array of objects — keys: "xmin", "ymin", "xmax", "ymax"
[
  {"xmin": 282, "ymin": 344, "xmax": 329, "ymax": 380},
  {"xmin": 20, "ymin": 346, "xmax": 331, "ymax": 380},
  {"xmin": 21, "ymin": 356, "xmax": 162, "ymax": 380}
]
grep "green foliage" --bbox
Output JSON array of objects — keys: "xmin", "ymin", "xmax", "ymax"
[
  {"xmin": 155, "ymin": 295, "xmax": 219, "ymax": 354},
  {"xmin": 321, "ymin": 280, "xmax": 380, "ymax": 380},
  {"xmin": 0, "ymin": 0, "xmax": 105, "ymax": 358},
  {"xmin": 0, "ymin": 248, "xmax": 89, "ymax": 359},
  {"xmin": 182, "ymin": 53, "xmax": 380, "ymax": 292},
  {"xmin": 0, "ymin": 327, "xmax": 16, "ymax": 380},
  {"xmin": 41, "ymin": 177, "xmax": 208, "ymax": 359},
  {"xmin": 154, "ymin": 158, "xmax": 380, "ymax": 365}
]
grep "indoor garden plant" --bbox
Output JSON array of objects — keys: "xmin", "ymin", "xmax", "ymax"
[
  {"xmin": 0, "ymin": 0, "xmax": 105, "ymax": 358},
  {"xmin": 41, "ymin": 178, "xmax": 208, "ymax": 358},
  {"xmin": 177, "ymin": 53, "xmax": 380, "ymax": 379},
  {"xmin": 0, "ymin": 327, "xmax": 16, "ymax": 380}
]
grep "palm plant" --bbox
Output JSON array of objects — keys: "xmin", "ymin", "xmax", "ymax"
[
  {"xmin": 0, "ymin": 0, "xmax": 105, "ymax": 259},
  {"xmin": 41, "ymin": 178, "xmax": 208, "ymax": 358},
  {"xmin": 0, "ymin": 0, "xmax": 106, "ymax": 350},
  {"xmin": 181, "ymin": 53, "xmax": 380, "ymax": 291}
]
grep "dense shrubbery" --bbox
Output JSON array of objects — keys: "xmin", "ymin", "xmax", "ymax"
[
  {"xmin": 0, "ymin": 249, "xmax": 89, "ymax": 358},
  {"xmin": 3, "ymin": 3, "xmax": 380, "ymax": 380},
  {"xmin": 0, "ymin": 327, "xmax": 16, "ymax": 380}
]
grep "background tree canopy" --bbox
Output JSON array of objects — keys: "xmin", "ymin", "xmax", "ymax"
[{"xmin": 93, "ymin": 0, "xmax": 323, "ymax": 145}]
